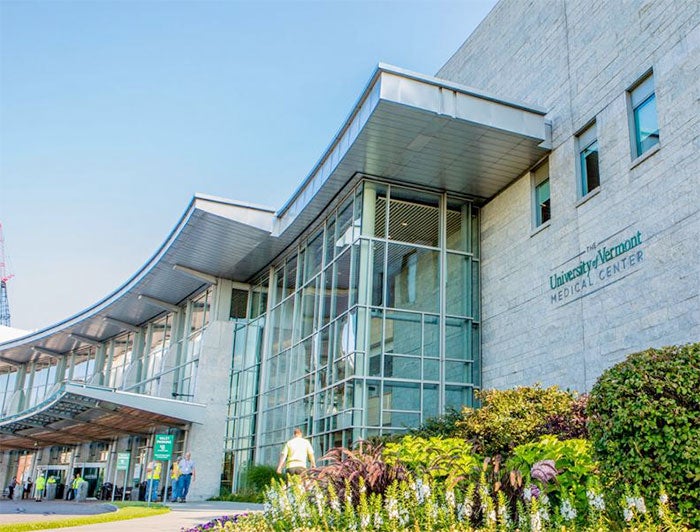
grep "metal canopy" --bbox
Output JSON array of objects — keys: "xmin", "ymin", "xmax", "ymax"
[
  {"xmin": 0, "ymin": 64, "xmax": 549, "ymax": 369},
  {"xmin": 0, "ymin": 383, "xmax": 206, "ymax": 450}
]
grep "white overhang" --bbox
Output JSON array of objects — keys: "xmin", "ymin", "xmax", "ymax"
[{"xmin": 0, "ymin": 64, "xmax": 549, "ymax": 369}]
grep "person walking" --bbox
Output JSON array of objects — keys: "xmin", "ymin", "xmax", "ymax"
[
  {"xmin": 176, "ymin": 452, "xmax": 195, "ymax": 502},
  {"xmin": 22, "ymin": 477, "xmax": 32, "ymax": 499},
  {"xmin": 276, "ymin": 428, "xmax": 316, "ymax": 476},
  {"xmin": 146, "ymin": 460, "xmax": 162, "ymax": 502},
  {"xmin": 34, "ymin": 474, "xmax": 46, "ymax": 502},
  {"xmin": 7, "ymin": 477, "xmax": 17, "ymax": 500}
]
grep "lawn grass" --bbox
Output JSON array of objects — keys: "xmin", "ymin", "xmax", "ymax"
[{"xmin": 0, "ymin": 504, "xmax": 170, "ymax": 531}]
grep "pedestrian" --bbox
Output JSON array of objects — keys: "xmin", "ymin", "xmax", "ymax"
[
  {"xmin": 276, "ymin": 428, "xmax": 316, "ymax": 476},
  {"xmin": 22, "ymin": 477, "xmax": 32, "ymax": 499},
  {"xmin": 46, "ymin": 475, "xmax": 56, "ymax": 499},
  {"xmin": 170, "ymin": 456, "xmax": 181, "ymax": 503},
  {"xmin": 68, "ymin": 473, "xmax": 81, "ymax": 501},
  {"xmin": 7, "ymin": 477, "xmax": 17, "ymax": 500},
  {"xmin": 176, "ymin": 452, "xmax": 195, "ymax": 502},
  {"xmin": 146, "ymin": 460, "xmax": 162, "ymax": 502},
  {"xmin": 34, "ymin": 474, "xmax": 46, "ymax": 502}
]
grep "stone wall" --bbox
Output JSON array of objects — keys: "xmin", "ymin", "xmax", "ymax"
[
  {"xmin": 438, "ymin": 0, "xmax": 700, "ymax": 391},
  {"xmin": 184, "ymin": 319, "xmax": 234, "ymax": 500}
]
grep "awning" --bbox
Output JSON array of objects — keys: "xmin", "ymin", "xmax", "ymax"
[
  {"xmin": 0, "ymin": 382, "xmax": 206, "ymax": 451},
  {"xmin": 0, "ymin": 63, "xmax": 550, "ymax": 369}
]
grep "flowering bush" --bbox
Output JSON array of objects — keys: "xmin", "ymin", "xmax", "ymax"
[
  {"xmin": 219, "ymin": 475, "xmax": 687, "ymax": 531},
  {"xmin": 505, "ymin": 436, "xmax": 599, "ymax": 518}
]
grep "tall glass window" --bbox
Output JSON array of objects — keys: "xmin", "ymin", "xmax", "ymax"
[
  {"xmin": 533, "ymin": 160, "xmax": 550, "ymax": 227},
  {"xmin": 630, "ymin": 72, "xmax": 659, "ymax": 158},
  {"xmin": 142, "ymin": 315, "xmax": 172, "ymax": 395},
  {"xmin": 578, "ymin": 123, "xmax": 600, "ymax": 197},
  {"xmin": 109, "ymin": 333, "xmax": 133, "ymax": 389},
  {"xmin": 241, "ymin": 180, "xmax": 479, "ymax": 472}
]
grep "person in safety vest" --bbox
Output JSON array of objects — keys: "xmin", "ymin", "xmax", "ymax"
[
  {"xmin": 47, "ymin": 476, "xmax": 56, "ymax": 499},
  {"xmin": 276, "ymin": 428, "xmax": 316, "ymax": 476},
  {"xmin": 170, "ymin": 458, "xmax": 181, "ymax": 503},
  {"xmin": 34, "ymin": 474, "xmax": 46, "ymax": 502},
  {"xmin": 69, "ymin": 474, "xmax": 82, "ymax": 501},
  {"xmin": 146, "ymin": 460, "xmax": 162, "ymax": 502}
]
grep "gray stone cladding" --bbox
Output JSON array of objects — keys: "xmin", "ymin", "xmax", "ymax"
[{"xmin": 437, "ymin": 0, "xmax": 700, "ymax": 392}]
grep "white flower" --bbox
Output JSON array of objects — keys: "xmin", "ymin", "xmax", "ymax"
[
  {"xmin": 540, "ymin": 494, "xmax": 550, "ymax": 506},
  {"xmin": 586, "ymin": 490, "xmax": 605, "ymax": 511},
  {"xmin": 413, "ymin": 479, "xmax": 430, "ymax": 503},
  {"xmin": 530, "ymin": 510, "xmax": 542, "ymax": 532},
  {"xmin": 623, "ymin": 507, "xmax": 634, "ymax": 522},
  {"xmin": 445, "ymin": 489, "xmax": 456, "ymax": 508},
  {"xmin": 330, "ymin": 497, "xmax": 341, "ymax": 513},
  {"xmin": 523, "ymin": 486, "xmax": 533, "ymax": 501},
  {"xmin": 635, "ymin": 496, "xmax": 647, "ymax": 514},
  {"xmin": 457, "ymin": 502, "xmax": 472, "ymax": 521},
  {"xmin": 559, "ymin": 499, "xmax": 577, "ymax": 521},
  {"xmin": 487, "ymin": 509, "xmax": 497, "ymax": 523},
  {"xmin": 386, "ymin": 497, "xmax": 399, "ymax": 521},
  {"xmin": 659, "ymin": 493, "xmax": 669, "ymax": 505},
  {"xmin": 360, "ymin": 514, "xmax": 370, "ymax": 528},
  {"xmin": 538, "ymin": 506, "xmax": 550, "ymax": 522},
  {"xmin": 373, "ymin": 512, "xmax": 383, "ymax": 528}
]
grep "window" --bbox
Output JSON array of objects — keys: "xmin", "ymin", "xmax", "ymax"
[
  {"xmin": 629, "ymin": 72, "xmax": 659, "ymax": 157},
  {"xmin": 532, "ymin": 160, "xmax": 550, "ymax": 227},
  {"xmin": 578, "ymin": 123, "xmax": 600, "ymax": 196}
]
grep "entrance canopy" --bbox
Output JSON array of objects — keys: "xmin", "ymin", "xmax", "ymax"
[{"xmin": 0, "ymin": 383, "xmax": 205, "ymax": 450}]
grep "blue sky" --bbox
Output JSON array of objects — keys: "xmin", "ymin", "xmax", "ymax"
[{"xmin": 0, "ymin": 0, "xmax": 496, "ymax": 330}]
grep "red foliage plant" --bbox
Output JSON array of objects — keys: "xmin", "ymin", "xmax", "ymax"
[{"xmin": 308, "ymin": 441, "xmax": 409, "ymax": 505}]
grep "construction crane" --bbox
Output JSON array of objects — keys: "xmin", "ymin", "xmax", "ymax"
[{"xmin": 0, "ymin": 222, "xmax": 13, "ymax": 327}]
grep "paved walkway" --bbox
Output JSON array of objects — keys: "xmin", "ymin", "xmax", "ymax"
[{"xmin": 0, "ymin": 499, "xmax": 264, "ymax": 531}]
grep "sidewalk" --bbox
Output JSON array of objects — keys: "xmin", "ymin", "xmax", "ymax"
[{"xmin": 0, "ymin": 499, "xmax": 264, "ymax": 531}]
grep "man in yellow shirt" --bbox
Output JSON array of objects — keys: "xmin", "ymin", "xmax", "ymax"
[{"xmin": 276, "ymin": 428, "xmax": 316, "ymax": 476}]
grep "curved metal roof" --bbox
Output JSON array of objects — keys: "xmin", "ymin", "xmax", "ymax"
[{"xmin": 0, "ymin": 64, "xmax": 550, "ymax": 368}]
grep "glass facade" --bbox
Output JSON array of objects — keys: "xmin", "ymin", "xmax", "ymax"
[
  {"xmin": 226, "ymin": 179, "xmax": 480, "ymax": 485},
  {"xmin": 0, "ymin": 286, "xmax": 215, "ymax": 418}
]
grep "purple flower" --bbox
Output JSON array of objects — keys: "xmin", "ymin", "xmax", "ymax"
[{"xmin": 530, "ymin": 460, "xmax": 558, "ymax": 484}]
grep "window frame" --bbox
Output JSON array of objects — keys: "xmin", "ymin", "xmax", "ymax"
[
  {"xmin": 576, "ymin": 121, "xmax": 600, "ymax": 198},
  {"xmin": 531, "ymin": 159, "xmax": 551, "ymax": 229},
  {"xmin": 628, "ymin": 71, "xmax": 659, "ymax": 159}
]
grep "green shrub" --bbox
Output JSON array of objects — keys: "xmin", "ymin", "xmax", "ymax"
[
  {"xmin": 242, "ymin": 463, "xmax": 281, "ymax": 493},
  {"xmin": 408, "ymin": 407, "xmax": 462, "ymax": 438},
  {"xmin": 456, "ymin": 385, "xmax": 576, "ymax": 455},
  {"xmin": 506, "ymin": 435, "xmax": 599, "ymax": 516},
  {"xmin": 588, "ymin": 343, "xmax": 700, "ymax": 528},
  {"xmin": 383, "ymin": 435, "xmax": 480, "ymax": 483}
]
